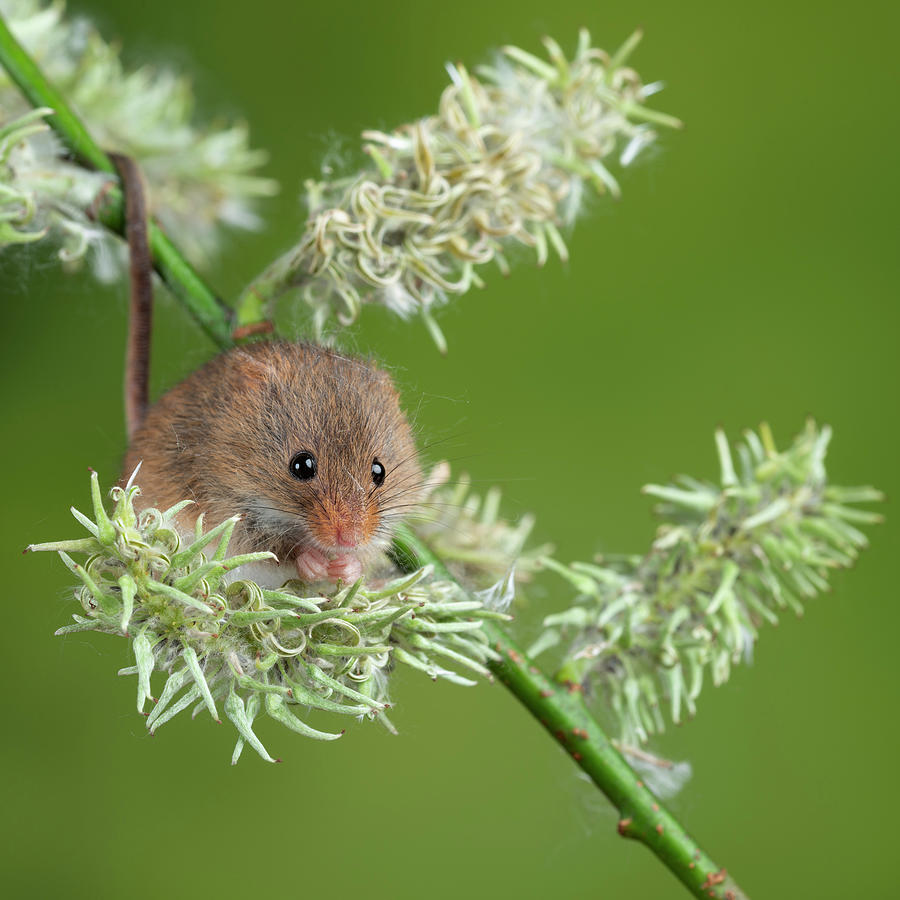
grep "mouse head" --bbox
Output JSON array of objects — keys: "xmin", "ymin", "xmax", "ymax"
[{"xmin": 227, "ymin": 342, "xmax": 423, "ymax": 566}]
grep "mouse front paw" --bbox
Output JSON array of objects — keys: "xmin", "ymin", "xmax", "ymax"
[
  {"xmin": 295, "ymin": 547, "xmax": 330, "ymax": 583},
  {"xmin": 327, "ymin": 554, "xmax": 363, "ymax": 585}
]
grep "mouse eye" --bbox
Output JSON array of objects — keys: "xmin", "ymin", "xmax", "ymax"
[
  {"xmin": 289, "ymin": 451, "xmax": 317, "ymax": 481},
  {"xmin": 371, "ymin": 458, "xmax": 385, "ymax": 486}
]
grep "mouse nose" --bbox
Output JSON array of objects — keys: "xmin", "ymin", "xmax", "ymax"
[{"xmin": 334, "ymin": 524, "xmax": 362, "ymax": 549}]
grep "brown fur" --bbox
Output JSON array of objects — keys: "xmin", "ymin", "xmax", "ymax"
[{"xmin": 122, "ymin": 341, "xmax": 422, "ymax": 566}]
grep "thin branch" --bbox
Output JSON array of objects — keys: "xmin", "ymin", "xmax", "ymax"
[
  {"xmin": 0, "ymin": 14, "xmax": 234, "ymax": 350},
  {"xmin": 92, "ymin": 185, "xmax": 235, "ymax": 350},
  {"xmin": 392, "ymin": 524, "xmax": 749, "ymax": 900}
]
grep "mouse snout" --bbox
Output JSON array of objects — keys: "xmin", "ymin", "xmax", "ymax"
[
  {"xmin": 307, "ymin": 491, "xmax": 377, "ymax": 552},
  {"xmin": 334, "ymin": 523, "xmax": 363, "ymax": 549}
]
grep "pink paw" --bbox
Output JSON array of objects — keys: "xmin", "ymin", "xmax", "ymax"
[
  {"xmin": 327, "ymin": 554, "xmax": 363, "ymax": 584},
  {"xmin": 295, "ymin": 547, "xmax": 330, "ymax": 583}
]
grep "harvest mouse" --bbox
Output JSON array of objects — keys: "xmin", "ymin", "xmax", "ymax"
[{"xmin": 122, "ymin": 340, "xmax": 423, "ymax": 586}]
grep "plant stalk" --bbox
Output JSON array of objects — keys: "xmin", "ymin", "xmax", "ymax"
[
  {"xmin": 234, "ymin": 248, "xmax": 297, "ymax": 329},
  {"xmin": 0, "ymin": 14, "xmax": 234, "ymax": 350},
  {"xmin": 392, "ymin": 524, "xmax": 749, "ymax": 900}
]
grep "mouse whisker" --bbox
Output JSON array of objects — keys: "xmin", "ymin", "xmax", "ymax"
[
  {"xmin": 375, "ymin": 468, "xmax": 427, "ymax": 496},
  {"xmin": 384, "ymin": 446, "xmax": 426, "ymax": 479},
  {"xmin": 371, "ymin": 481, "xmax": 426, "ymax": 506},
  {"xmin": 376, "ymin": 515, "xmax": 479, "ymax": 546},
  {"xmin": 309, "ymin": 492, "xmax": 332, "ymax": 525},
  {"xmin": 246, "ymin": 503, "xmax": 303, "ymax": 521},
  {"xmin": 376, "ymin": 502, "xmax": 468, "ymax": 518},
  {"xmin": 374, "ymin": 483, "xmax": 423, "ymax": 504}
]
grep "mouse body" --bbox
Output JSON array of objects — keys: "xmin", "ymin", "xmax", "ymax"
[{"xmin": 123, "ymin": 340, "xmax": 422, "ymax": 585}]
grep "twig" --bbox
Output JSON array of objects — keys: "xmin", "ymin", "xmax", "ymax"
[{"xmin": 392, "ymin": 524, "xmax": 749, "ymax": 900}]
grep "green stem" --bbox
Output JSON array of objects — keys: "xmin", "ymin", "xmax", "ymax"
[
  {"xmin": 0, "ymin": 14, "xmax": 234, "ymax": 350},
  {"xmin": 392, "ymin": 524, "xmax": 748, "ymax": 900},
  {"xmin": 93, "ymin": 187, "xmax": 234, "ymax": 349},
  {"xmin": 235, "ymin": 246, "xmax": 299, "ymax": 329}
]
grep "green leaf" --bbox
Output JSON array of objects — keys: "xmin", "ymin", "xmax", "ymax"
[
  {"xmin": 89, "ymin": 469, "xmax": 116, "ymax": 545},
  {"xmin": 133, "ymin": 630, "xmax": 155, "ymax": 713},
  {"xmin": 181, "ymin": 646, "xmax": 220, "ymax": 722},
  {"xmin": 168, "ymin": 515, "xmax": 241, "ymax": 570},
  {"xmin": 146, "ymin": 580, "xmax": 214, "ymax": 615},
  {"xmin": 119, "ymin": 574, "xmax": 136, "ymax": 634},
  {"xmin": 146, "ymin": 668, "xmax": 189, "ymax": 730},
  {"xmin": 264, "ymin": 694, "xmax": 343, "ymax": 741},
  {"xmin": 225, "ymin": 688, "xmax": 276, "ymax": 764}
]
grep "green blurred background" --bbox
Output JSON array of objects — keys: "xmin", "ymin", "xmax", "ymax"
[{"xmin": 2, "ymin": 0, "xmax": 898, "ymax": 896}]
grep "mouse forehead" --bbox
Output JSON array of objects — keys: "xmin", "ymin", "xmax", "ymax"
[{"xmin": 268, "ymin": 354, "xmax": 411, "ymax": 462}]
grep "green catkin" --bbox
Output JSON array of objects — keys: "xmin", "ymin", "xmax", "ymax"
[
  {"xmin": 236, "ymin": 28, "xmax": 680, "ymax": 346},
  {"xmin": 32, "ymin": 473, "xmax": 510, "ymax": 763},
  {"xmin": 532, "ymin": 422, "xmax": 883, "ymax": 746}
]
